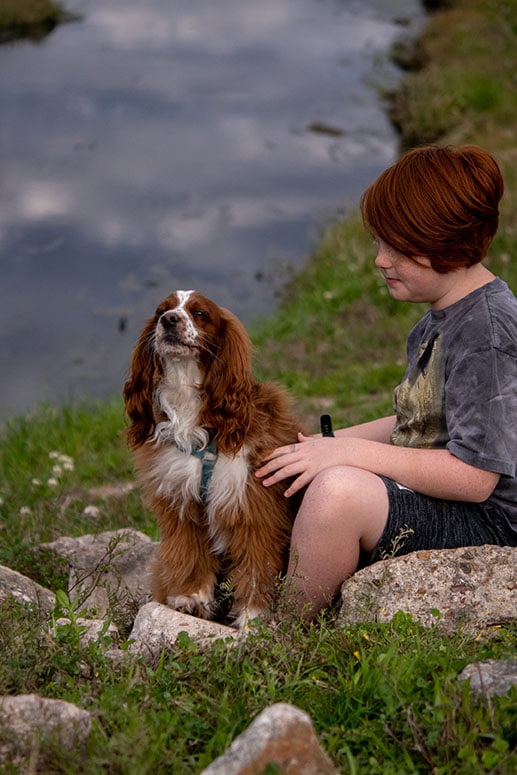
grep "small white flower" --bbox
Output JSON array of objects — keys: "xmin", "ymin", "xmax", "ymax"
[
  {"xmin": 0, "ymin": 496, "xmax": 4, "ymax": 507},
  {"xmin": 83, "ymin": 505, "xmax": 100, "ymax": 518},
  {"xmin": 31, "ymin": 478, "xmax": 41, "ymax": 486},
  {"xmin": 48, "ymin": 451, "xmax": 74, "ymax": 472},
  {"xmin": 20, "ymin": 506, "xmax": 32, "ymax": 515},
  {"xmin": 51, "ymin": 464, "xmax": 63, "ymax": 476},
  {"xmin": 47, "ymin": 478, "xmax": 59, "ymax": 487}
]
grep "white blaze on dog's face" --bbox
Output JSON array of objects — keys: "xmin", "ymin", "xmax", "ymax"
[{"xmin": 153, "ymin": 289, "xmax": 223, "ymax": 362}]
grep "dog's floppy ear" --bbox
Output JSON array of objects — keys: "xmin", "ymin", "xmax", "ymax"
[
  {"xmin": 123, "ymin": 317, "xmax": 160, "ymax": 448},
  {"xmin": 201, "ymin": 307, "xmax": 254, "ymax": 451}
]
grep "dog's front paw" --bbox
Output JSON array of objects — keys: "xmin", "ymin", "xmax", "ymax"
[{"xmin": 166, "ymin": 588, "xmax": 215, "ymax": 620}]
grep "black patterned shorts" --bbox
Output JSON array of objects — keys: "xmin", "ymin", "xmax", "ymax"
[{"xmin": 367, "ymin": 475, "xmax": 517, "ymax": 565}]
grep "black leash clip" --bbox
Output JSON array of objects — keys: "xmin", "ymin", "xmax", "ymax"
[{"xmin": 320, "ymin": 414, "xmax": 335, "ymax": 437}]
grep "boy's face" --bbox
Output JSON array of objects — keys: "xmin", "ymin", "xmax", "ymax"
[{"xmin": 374, "ymin": 238, "xmax": 454, "ymax": 309}]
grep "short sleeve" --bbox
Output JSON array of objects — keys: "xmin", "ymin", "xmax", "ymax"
[{"xmin": 445, "ymin": 348, "xmax": 517, "ymax": 476}]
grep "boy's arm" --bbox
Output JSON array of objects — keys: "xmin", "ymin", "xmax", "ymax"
[
  {"xmin": 334, "ymin": 415, "xmax": 396, "ymax": 443},
  {"xmin": 335, "ymin": 440, "xmax": 500, "ymax": 503},
  {"xmin": 257, "ymin": 433, "xmax": 500, "ymax": 502},
  {"xmin": 327, "ymin": 418, "xmax": 499, "ymax": 500}
]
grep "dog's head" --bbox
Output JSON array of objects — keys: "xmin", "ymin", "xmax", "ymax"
[{"xmin": 123, "ymin": 290, "xmax": 254, "ymax": 449}]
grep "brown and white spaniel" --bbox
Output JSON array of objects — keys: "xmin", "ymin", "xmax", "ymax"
[{"xmin": 123, "ymin": 290, "xmax": 301, "ymax": 627}]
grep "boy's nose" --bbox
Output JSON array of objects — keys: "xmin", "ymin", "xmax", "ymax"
[{"xmin": 375, "ymin": 248, "xmax": 391, "ymax": 269}]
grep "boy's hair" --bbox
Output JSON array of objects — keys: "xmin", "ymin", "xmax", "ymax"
[{"xmin": 360, "ymin": 144, "xmax": 504, "ymax": 272}]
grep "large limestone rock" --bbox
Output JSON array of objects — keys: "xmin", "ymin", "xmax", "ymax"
[
  {"xmin": 339, "ymin": 545, "xmax": 516, "ymax": 635},
  {"xmin": 200, "ymin": 703, "xmax": 338, "ymax": 775},
  {"xmin": 0, "ymin": 694, "xmax": 91, "ymax": 769},
  {"xmin": 41, "ymin": 528, "xmax": 155, "ymax": 617},
  {"xmin": 0, "ymin": 564, "xmax": 55, "ymax": 611},
  {"xmin": 128, "ymin": 601, "xmax": 240, "ymax": 661}
]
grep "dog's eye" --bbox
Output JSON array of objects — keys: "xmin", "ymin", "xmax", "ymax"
[{"xmin": 192, "ymin": 309, "xmax": 207, "ymax": 319}]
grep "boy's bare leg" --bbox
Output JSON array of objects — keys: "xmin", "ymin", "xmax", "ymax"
[{"xmin": 285, "ymin": 466, "xmax": 389, "ymax": 619}]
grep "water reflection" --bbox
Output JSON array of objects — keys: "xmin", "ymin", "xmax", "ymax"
[{"xmin": 0, "ymin": 0, "xmax": 424, "ymax": 420}]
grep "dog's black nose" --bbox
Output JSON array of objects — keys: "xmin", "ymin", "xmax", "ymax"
[{"xmin": 160, "ymin": 313, "xmax": 178, "ymax": 330}]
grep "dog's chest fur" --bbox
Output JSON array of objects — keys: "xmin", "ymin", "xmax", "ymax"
[{"xmin": 145, "ymin": 359, "xmax": 250, "ymax": 550}]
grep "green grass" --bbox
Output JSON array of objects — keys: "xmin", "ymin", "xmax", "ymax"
[
  {"xmin": 1, "ymin": 0, "xmax": 517, "ymax": 772},
  {"xmin": 0, "ymin": 400, "xmax": 155, "ymax": 588},
  {"xmin": 389, "ymin": 0, "xmax": 517, "ymax": 151},
  {"xmin": 1, "ymin": 596, "xmax": 515, "ymax": 773}
]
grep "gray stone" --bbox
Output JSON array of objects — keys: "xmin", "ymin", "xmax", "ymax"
[
  {"xmin": 41, "ymin": 528, "xmax": 155, "ymax": 617},
  {"xmin": 0, "ymin": 564, "xmax": 55, "ymax": 611},
  {"xmin": 200, "ymin": 702, "xmax": 338, "ymax": 775},
  {"xmin": 128, "ymin": 601, "xmax": 240, "ymax": 661},
  {"xmin": 339, "ymin": 545, "xmax": 517, "ymax": 635},
  {"xmin": 0, "ymin": 694, "xmax": 91, "ymax": 768},
  {"xmin": 459, "ymin": 659, "xmax": 517, "ymax": 698}
]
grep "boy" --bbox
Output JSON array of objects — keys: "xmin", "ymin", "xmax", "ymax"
[{"xmin": 256, "ymin": 144, "xmax": 517, "ymax": 619}]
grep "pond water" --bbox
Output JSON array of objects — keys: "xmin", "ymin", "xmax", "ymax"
[{"xmin": 0, "ymin": 0, "xmax": 425, "ymax": 422}]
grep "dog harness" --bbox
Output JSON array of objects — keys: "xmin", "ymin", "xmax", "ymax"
[
  {"xmin": 152, "ymin": 421, "xmax": 217, "ymax": 503},
  {"xmin": 190, "ymin": 438, "xmax": 217, "ymax": 502}
]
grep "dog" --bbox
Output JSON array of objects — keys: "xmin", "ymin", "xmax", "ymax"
[{"xmin": 123, "ymin": 290, "xmax": 301, "ymax": 627}]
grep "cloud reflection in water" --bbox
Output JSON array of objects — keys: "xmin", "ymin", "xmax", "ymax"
[{"xmin": 0, "ymin": 0, "xmax": 424, "ymax": 419}]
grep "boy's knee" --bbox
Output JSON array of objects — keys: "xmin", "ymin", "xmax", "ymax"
[
  {"xmin": 311, "ymin": 466, "xmax": 374, "ymax": 501},
  {"xmin": 305, "ymin": 467, "xmax": 389, "ymax": 538}
]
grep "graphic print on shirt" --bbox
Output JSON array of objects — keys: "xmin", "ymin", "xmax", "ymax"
[{"xmin": 391, "ymin": 331, "xmax": 449, "ymax": 449}]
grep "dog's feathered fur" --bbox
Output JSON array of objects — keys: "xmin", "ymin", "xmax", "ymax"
[{"xmin": 123, "ymin": 290, "xmax": 301, "ymax": 626}]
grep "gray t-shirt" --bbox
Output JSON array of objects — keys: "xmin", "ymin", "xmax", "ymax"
[{"xmin": 391, "ymin": 277, "xmax": 517, "ymax": 531}]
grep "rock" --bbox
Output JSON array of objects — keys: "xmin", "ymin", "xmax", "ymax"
[
  {"xmin": 200, "ymin": 702, "xmax": 338, "ymax": 775},
  {"xmin": 128, "ymin": 601, "xmax": 240, "ymax": 661},
  {"xmin": 0, "ymin": 564, "xmax": 55, "ymax": 611},
  {"xmin": 458, "ymin": 659, "xmax": 517, "ymax": 698},
  {"xmin": 41, "ymin": 528, "xmax": 155, "ymax": 617},
  {"xmin": 339, "ymin": 545, "xmax": 517, "ymax": 635},
  {"xmin": 0, "ymin": 694, "xmax": 91, "ymax": 769}
]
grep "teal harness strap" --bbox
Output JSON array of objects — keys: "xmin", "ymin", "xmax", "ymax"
[{"xmin": 191, "ymin": 438, "xmax": 217, "ymax": 502}]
